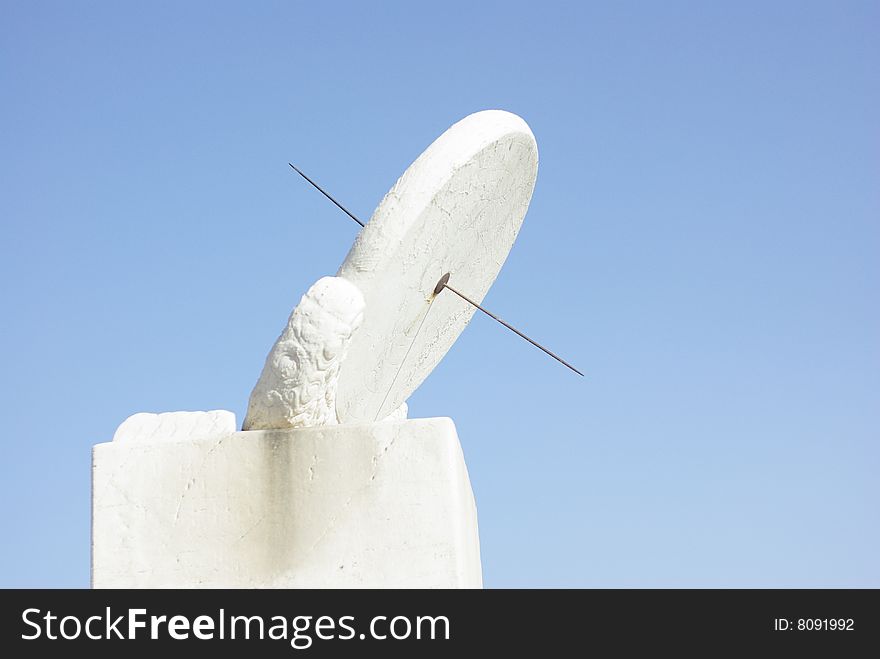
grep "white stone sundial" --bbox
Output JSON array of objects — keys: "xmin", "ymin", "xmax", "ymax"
[
  {"xmin": 94, "ymin": 109, "xmax": 577, "ymax": 588},
  {"xmin": 242, "ymin": 109, "xmax": 573, "ymax": 431}
]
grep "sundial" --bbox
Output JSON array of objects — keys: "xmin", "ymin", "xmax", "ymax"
[
  {"xmin": 243, "ymin": 109, "xmax": 579, "ymax": 431},
  {"xmin": 93, "ymin": 109, "xmax": 580, "ymax": 588}
]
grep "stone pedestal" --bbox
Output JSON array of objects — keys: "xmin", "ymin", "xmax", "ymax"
[{"xmin": 91, "ymin": 417, "xmax": 481, "ymax": 588}]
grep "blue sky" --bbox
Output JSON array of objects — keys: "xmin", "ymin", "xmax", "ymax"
[{"xmin": 1, "ymin": 1, "xmax": 877, "ymax": 587}]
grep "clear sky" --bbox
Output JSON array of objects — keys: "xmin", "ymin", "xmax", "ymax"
[{"xmin": 1, "ymin": 1, "xmax": 877, "ymax": 587}]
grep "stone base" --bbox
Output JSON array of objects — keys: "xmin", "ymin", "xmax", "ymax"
[{"xmin": 91, "ymin": 417, "xmax": 481, "ymax": 588}]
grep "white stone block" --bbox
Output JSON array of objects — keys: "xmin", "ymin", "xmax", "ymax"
[
  {"xmin": 112, "ymin": 410, "xmax": 236, "ymax": 443},
  {"xmin": 92, "ymin": 417, "xmax": 482, "ymax": 588}
]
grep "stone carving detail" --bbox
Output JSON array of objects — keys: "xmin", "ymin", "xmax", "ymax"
[{"xmin": 242, "ymin": 276, "xmax": 366, "ymax": 430}]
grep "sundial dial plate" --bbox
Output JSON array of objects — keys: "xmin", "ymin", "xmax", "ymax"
[{"xmin": 335, "ymin": 110, "xmax": 539, "ymax": 423}]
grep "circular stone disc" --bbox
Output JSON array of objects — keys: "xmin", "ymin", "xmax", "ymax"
[{"xmin": 335, "ymin": 110, "xmax": 538, "ymax": 423}]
